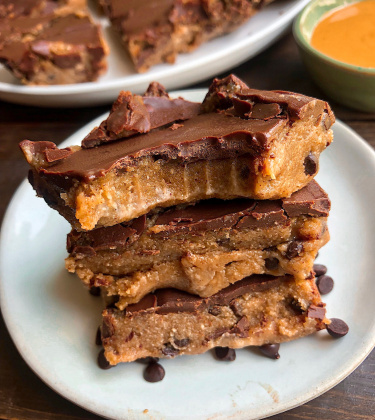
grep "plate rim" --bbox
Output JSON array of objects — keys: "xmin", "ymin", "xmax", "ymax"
[{"xmin": 1, "ymin": 92, "xmax": 375, "ymax": 419}]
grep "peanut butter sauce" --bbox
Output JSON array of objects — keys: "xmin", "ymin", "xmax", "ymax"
[{"xmin": 311, "ymin": 0, "xmax": 375, "ymax": 68}]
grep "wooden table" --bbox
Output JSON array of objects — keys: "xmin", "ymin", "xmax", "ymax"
[{"xmin": 0, "ymin": 32, "xmax": 374, "ymax": 420}]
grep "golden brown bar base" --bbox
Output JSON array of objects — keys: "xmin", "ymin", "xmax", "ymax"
[{"xmin": 101, "ymin": 276, "xmax": 327, "ymax": 365}]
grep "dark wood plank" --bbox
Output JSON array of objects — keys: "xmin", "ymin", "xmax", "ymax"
[{"xmin": 0, "ymin": 30, "xmax": 374, "ymax": 420}]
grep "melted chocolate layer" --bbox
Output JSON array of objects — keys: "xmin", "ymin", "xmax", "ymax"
[
  {"xmin": 19, "ymin": 75, "xmax": 334, "ymax": 182},
  {"xmin": 21, "ymin": 113, "xmax": 283, "ymax": 182},
  {"xmin": 125, "ymin": 274, "xmax": 293, "ymax": 315}
]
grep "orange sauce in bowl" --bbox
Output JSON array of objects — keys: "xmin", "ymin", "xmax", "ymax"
[{"xmin": 311, "ymin": 0, "xmax": 375, "ymax": 68}]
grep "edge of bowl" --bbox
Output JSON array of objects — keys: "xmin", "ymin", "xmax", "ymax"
[{"xmin": 293, "ymin": 0, "xmax": 375, "ymax": 75}]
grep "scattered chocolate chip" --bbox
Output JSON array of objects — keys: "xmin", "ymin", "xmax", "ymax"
[
  {"xmin": 215, "ymin": 347, "xmax": 236, "ymax": 361},
  {"xmin": 95, "ymin": 327, "xmax": 102, "ymax": 346},
  {"xmin": 304, "ymin": 152, "xmax": 318, "ymax": 176},
  {"xmin": 89, "ymin": 286, "xmax": 101, "ymax": 296},
  {"xmin": 162, "ymin": 344, "xmax": 180, "ymax": 357},
  {"xmin": 265, "ymin": 257, "xmax": 279, "ymax": 270},
  {"xmin": 326, "ymin": 318, "xmax": 349, "ymax": 338},
  {"xmin": 315, "ymin": 252, "xmax": 319, "ymax": 259},
  {"xmin": 259, "ymin": 343, "xmax": 280, "ymax": 359},
  {"xmin": 97, "ymin": 349, "xmax": 112, "ymax": 370},
  {"xmin": 137, "ymin": 357, "xmax": 160, "ymax": 364},
  {"xmin": 285, "ymin": 241, "xmax": 303, "ymax": 259},
  {"xmin": 314, "ymin": 264, "xmax": 327, "ymax": 276},
  {"xmin": 316, "ymin": 275, "xmax": 334, "ymax": 295},
  {"xmin": 143, "ymin": 362, "xmax": 165, "ymax": 383},
  {"xmin": 173, "ymin": 338, "xmax": 190, "ymax": 348}
]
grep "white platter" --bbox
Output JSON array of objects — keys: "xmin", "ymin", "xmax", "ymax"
[
  {"xmin": 1, "ymin": 89, "xmax": 375, "ymax": 419},
  {"xmin": 0, "ymin": 0, "xmax": 309, "ymax": 107}
]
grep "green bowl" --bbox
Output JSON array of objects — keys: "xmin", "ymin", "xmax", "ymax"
[{"xmin": 293, "ymin": 0, "xmax": 375, "ymax": 112}]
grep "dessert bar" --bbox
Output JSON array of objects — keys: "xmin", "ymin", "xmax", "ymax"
[
  {"xmin": 101, "ymin": 274, "xmax": 328, "ymax": 364},
  {"xmin": 0, "ymin": 0, "xmax": 108, "ymax": 84},
  {"xmin": 20, "ymin": 76, "xmax": 334, "ymax": 230},
  {"xmin": 100, "ymin": 0, "xmax": 273, "ymax": 72},
  {"xmin": 0, "ymin": 0, "xmax": 85, "ymax": 18},
  {"xmin": 66, "ymin": 181, "xmax": 330, "ymax": 308}
]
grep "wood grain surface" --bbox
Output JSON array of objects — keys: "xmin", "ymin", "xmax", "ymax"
[{"xmin": 0, "ymin": 32, "xmax": 374, "ymax": 420}]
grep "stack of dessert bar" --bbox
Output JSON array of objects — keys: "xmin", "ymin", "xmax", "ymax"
[{"xmin": 20, "ymin": 75, "xmax": 336, "ymax": 377}]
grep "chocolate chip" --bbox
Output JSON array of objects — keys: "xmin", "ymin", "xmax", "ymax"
[
  {"xmin": 173, "ymin": 338, "xmax": 190, "ymax": 348},
  {"xmin": 97, "ymin": 349, "xmax": 112, "ymax": 369},
  {"xmin": 304, "ymin": 152, "xmax": 318, "ymax": 176},
  {"xmin": 209, "ymin": 306, "xmax": 222, "ymax": 316},
  {"xmin": 231, "ymin": 316, "xmax": 250, "ymax": 338},
  {"xmin": 162, "ymin": 344, "xmax": 180, "ymax": 357},
  {"xmin": 259, "ymin": 343, "xmax": 280, "ymax": 359},
  {"xmin": 316, "ymin": 275, "xmax": 334, "ymax": 295},
  {"xmin": 289, "ymin": 298, "xmax": 304, "ymax": 314},
  {"xmin": 326, "ymin": 318, "xmax": 349, "ymax": 338},
  {"xmin": 307, "ymin": 304, "xmax": 326, "ymax": 320},
  {"xmin": 137, "ymin": 357, "xmax": 160, "ymax": 364},
  {"xmin": 285, "ymin": 241, "xmax": 303, "ymax": 259},
  {"xmin": 95, "ymin": 326, "xmax": 102, "ymax": 346},
  {"xmin": 143, "ymin": 362, "xmax": 165, "ymax": 383},
  {"xmin": 215, "ymin": 347, "xmax": 236, "ymax": 361},
  {"xmin": 240, "ymin": 165, "xmax": 250, "ymax": 180},
  {"xmin": 314, "ymin": 264, "xmax": 327, "ymax": 276},
  {"xmin": 265, "ymin": 257, "xmax": 279, "ymax": 270},
  {"xmin": 89, "ymin": 286, "xmax": 101, "ymax": 296}
]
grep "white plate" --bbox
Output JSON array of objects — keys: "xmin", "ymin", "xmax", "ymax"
[
  {"xmin": 0, "ymin": 0, "xmax": 309, "ymax": 107},
  {"xmin": 1, "ymin": 89, "xmax": 375, "ymax": 420}
]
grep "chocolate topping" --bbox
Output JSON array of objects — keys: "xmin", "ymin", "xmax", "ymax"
[
  {"xmin": 282, "ymin": 180, "xmax": 330, "ymax": 217},
  {"xmin": 19, "ymin": 75, "xmax": 334, "ymax": 183},
  {"xmin": 21, "ymin": 113, "xmax": 283, "ymax": 183},
  {"xmin": 67, "ymin": 181, "xmax": 329, "ymax": 255},
  {"xmin": 125, "ymin": 274, "xmax": 293, "ymax": 315},
  {"xmin": 202, "ymin": 76, "xmax": 335, "ymax": 125},
  {"xmin": 81, "ymin": 86, "xmax": 201, "ymax": 148},
  {"xmin": 67, "ymin": 215, "xmax": 146, "ymax": 255}
]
